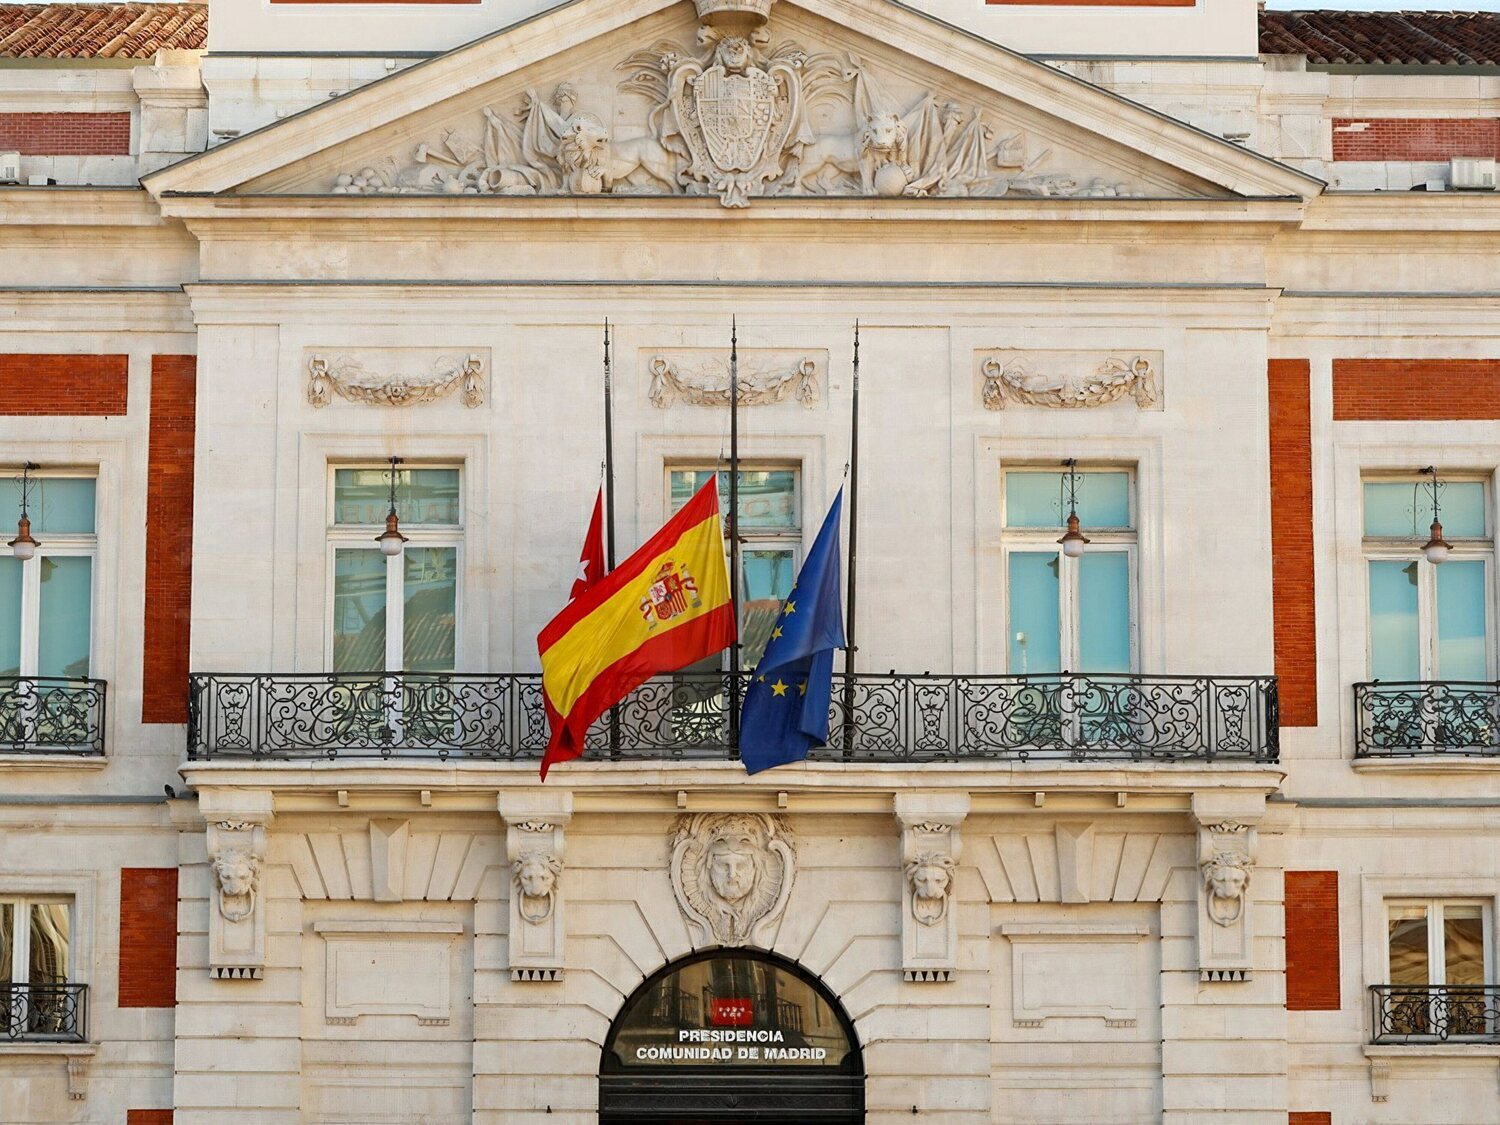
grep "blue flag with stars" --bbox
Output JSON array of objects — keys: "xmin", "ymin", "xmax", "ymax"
[{"xmin": 739, "ymin": 489, "xmax": 846, "ymax": 774}]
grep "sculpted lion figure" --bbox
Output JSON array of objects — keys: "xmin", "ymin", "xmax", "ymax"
[
  {"xmin": 211, "ymin": 848, "xmax": 259, "ymax": 923},
  {"xmin": 556, "ymin": 114, "xmax": 610, "ymax": 195},
  {"xmin": 512, "ymin": 849, "xmax": 563, "ymax": 924},
  {"xmin": 795, "ymin": 111, "xmax": 909, "ymax": 195},
  {"xmin": 1200, "ymin": 854, "xmax": 1250, "ymax": 926},
  {"xmin": 904, "ymin": 852, "xmax": 956, "ymax": 926}
]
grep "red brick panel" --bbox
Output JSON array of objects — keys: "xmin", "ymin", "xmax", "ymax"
[
  {"xmin": 1268, "ymin": 360, "xmax": 1318, "ymax": 728},
  {"xmin": 1285, "ymin": 871, "xmax": 1341, "ymax": 1012},
  {"xmin": 1333, "ymin": 118, "xmax": 1499, "ymax": 162},
  {"xmin": 1333, "ymin": 359, "xmax": 1500, "ymax": 421},
  {"xmin": 118, "ymin": 868, "xmax": 178, "ymax": 1008},
  {"xmin": 0, "ymin": 354, "xmax": 128, "ymax": 416},
  {"xmin": 1289, "ymin": 1115, "xmax": 1332, "ymax": 1125},
  {"xmin": 142, "ymin": 355, "xmax": 196, "ymax": 725},
  {"xmin": 127, "ymin": 1112, "xmax": 175, "ymax": 1125},
  {"xmin": 0, "ymin": 112, "xmax": 131, "ymax": 155}
]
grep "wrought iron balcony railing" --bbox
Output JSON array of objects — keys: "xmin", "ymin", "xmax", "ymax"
[
  {"xmin": 0, "ymin": 677, "xmax": 106, "ymax": 756},
  {"xmin": 188, "ymin": 671, "xmax": 1278, "ymax": 763},
  {"xmin": 1371, "ymin": 985, "xmax": 1500, "ymax": 1043},
  {"xmin": 2, "ymin": 983, "xmax": 88, "ymax": 1043},
  {"xmin": 1354, "ymin": 681, "xmax": 1500, "ymax": 758}
]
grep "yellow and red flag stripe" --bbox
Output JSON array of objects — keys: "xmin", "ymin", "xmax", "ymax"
[{"xmin": 538, "ymin": 475, "xmax": 735, "ymax": 778}]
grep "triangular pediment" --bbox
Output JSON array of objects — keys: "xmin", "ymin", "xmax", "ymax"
[{"xmin": 144, "ymin": 0, "xmax": 1322, "ymax": 207}]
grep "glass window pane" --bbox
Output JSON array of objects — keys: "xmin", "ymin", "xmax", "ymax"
[
  {"xmin": 334, "ymin": 468, "xmax": 460, "ymax": 527},
  {"xmin": 403, "ymin": 547, "xmax": 457, "ymax": 672},
  {"xmin": 27, "ymin": 903, "xmax": 68, "ymax": 985},
  {"xmin": 38, "ymin": 557, "xmax": 90, "ymax": 679},
  {"xmin": 1436, "ymin": 560, "xmax": 1488, "ymax": 680},
  {"xmin": 1008, "ymin": 552, "xmax": 1061, "ymax": 674},
  {"xmin": 669, "ymin": 470, "xmax": 798, "ymax": 530},
  {"xmin": 1388, "ymin": 905, "xmax": 1430, "ymax": 985},
  {"xmin": 1369, "ymin": 560, "xmax": 1420, "ymax": 680},
  {"xmin": 0, "ymin": 557, "xmax": 20, "ymax": 677},
  {"xmin": 1078, "ymin": 552, "xmax": 1132, "ymax": 673},
  {"xmin": 333, "ymin": 549, "xmax": 387, "ymax": 672},
  {"xmin": 1005, "ymin": 472, "xmax": 1130, "ymax": 529},
  {"xmin": 1366, "ymin": 480, "xmax": 1486, "ymax": 538},
  {"xmin": 0, "ymin": 903, "xmax": 12, "ymax": 984},
  {"xmin": 30, "ymin": 479, "xmax": 95, "ymax": 536},
  {"xmin": 741, "ymin": 548, "xmax": 796, "ymax": 668},
  {"xmin": 1443, "ymin": 904, "xmax": 1486, "ymax": 986}
]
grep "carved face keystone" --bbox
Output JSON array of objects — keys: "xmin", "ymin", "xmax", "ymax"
[{"xmin": 708, "ymin": 840, "xmax": 757, "ymax": 902}]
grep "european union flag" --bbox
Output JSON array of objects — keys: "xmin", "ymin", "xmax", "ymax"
[{"xmin": 739, "ymin": 490, "xmax": 846, "ymax": 774}]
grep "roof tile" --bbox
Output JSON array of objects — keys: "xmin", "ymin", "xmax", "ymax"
[
  {"xmin": 1260, "ymin": 10, "xmax": 1500, "ymax": 66},
  {"xmin": 0, "ymin": 3, "xmax": 206, "ymax": 59}
]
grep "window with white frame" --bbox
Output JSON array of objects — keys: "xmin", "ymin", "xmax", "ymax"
[
  {"xmin": 1364, "ymin": 476, "xmax": 1493, "ymax": 682},
  {"xmin": 0, "ymin": 475, "xmax": 95, "ymax": 680},
  {"xmin": 1, "ymin": 896, "xmax": 73, "ymax": 1037},
  {"xmin": 1001, "ymin": 467, "xmax": 1136, "ymax": 675},
  {"xmin": 1384, "ymin": 899, "xmax": 1494, "ymax": 1038},
  {"xmin": 328, "ymin": 467, "xmax": 461, "ymax": 673},
  {"xmin": 668, "ymin": 466, "xmax": 800, "ymax": 670}
]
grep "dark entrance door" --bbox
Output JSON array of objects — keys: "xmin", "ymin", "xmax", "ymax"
[{"xmin": 599, "ymin": 949, "xmax": 865, "ymax": 1124}]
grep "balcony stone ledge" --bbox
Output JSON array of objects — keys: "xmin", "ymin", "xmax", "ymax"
[
  {"xmin": 0, "ymin": 754, "xmax": 109, "ymax": 771},
  {"xmin": 1352, "ymin": 757, "xmax": 1500, "ymax": 774}
]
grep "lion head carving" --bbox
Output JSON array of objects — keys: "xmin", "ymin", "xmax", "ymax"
[
  {"xmin": 1200, "ymin": 854, "xmax": 1250, "ymax": 927},
  {"xmin": 512, "ymin": 849, "xmax": 563, "ymax": 924},
  {"xmin": 903, "ymin": 852, "xmax": 956, "ymax": 926},
  {"xmin": 860, "ymin": 113, "xmax": 909, "ymax": 167},
  {"xmin": 557, "ymin": 114, "xmax": 610, "ymax": 193},
  {"xmin": 211, "ymin": 848, "xmax": 259, "ymax": 923}
]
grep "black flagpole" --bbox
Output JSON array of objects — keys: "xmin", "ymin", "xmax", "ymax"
[
  {"xmin": 604, "ymin": 319, "xmax": 621, "ymax": 756},
  {"xmin": 728, "ymin": 317, "xmax": 742, "ymax": 750},
  {"xmin": 841, "ymin": 321, "xmax": 861, "ymax": 756}
]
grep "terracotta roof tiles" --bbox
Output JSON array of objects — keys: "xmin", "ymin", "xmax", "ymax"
[
  {"xmin": 0, "ymin": 3, "xmax": 205, "ymax": 60},
  {"xmin": 1260, "ymin": 10, "xmax": 1500, "ymax": 66}
]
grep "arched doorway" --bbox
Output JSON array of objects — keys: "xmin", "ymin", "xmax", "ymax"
[{"xmin": 599, "ymin": 949, "xmax": 865, "ymax": 1123}]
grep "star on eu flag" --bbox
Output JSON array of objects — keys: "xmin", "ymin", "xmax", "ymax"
[{"xmin": 771, "ymin": 679, "xmax": 788, "ymax": 697}]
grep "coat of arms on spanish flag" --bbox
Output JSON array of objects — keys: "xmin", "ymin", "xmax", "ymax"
[{"xmin": 537, "ymin": 475, "xmax": 736, "ymax": 779}]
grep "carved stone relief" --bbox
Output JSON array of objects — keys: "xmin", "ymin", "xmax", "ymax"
[
  {"xmin": 305, "ymin": 350, "xmax": 487, "ymax": 409},
  {"xmin": 206, "ymin": 811, "xmax": 271, "ymax": 980},
  {"xmin": 895, "ymin": 793, "xmax": 968, "ymax": 981},
  {"xmin": 1191, "ymin": 794, "xmax": 1265, "ymax": 982},
  {"xmin": 977, "ymin": 350, "xmax": 1163, "ymax": 411},
  {"xmin": 331, "ymin": 0, "xmax": 1144, "ymax": 207},
  {"xmin": 500, "ymin": 793, "xmax": 572, "ymax": 981},
  {"xmin": 670, "ymin": 812, "xmax": 794, "ymax": 946},
  {"xmin": 646, "ymin": 349, "xmax": 822, "ymax": 409}
]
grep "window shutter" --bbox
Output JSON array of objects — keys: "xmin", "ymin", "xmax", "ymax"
[
  {"xmin": 1285, "ymin": 870, "xmax": 1341, "ymax": 1011},
  {"xmin": 119, "ymin": 868, "xmax": 178, "ymax": 1008}
]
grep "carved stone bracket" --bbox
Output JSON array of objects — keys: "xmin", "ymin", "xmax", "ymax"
[
  {"xmin": 895, "ymin": 792, "xmax": 969, "ymax": 981},
  {"xmin": 1191, "ymin": 793, "xmax": 1264, "ymax": 982},
  {"xmin": 670, "ymin": 812, "xmax": 795, "ymax": 947},
  {"xmin": 978, "ymin": 350, "xmax": 1163, "ymax": 411},
  {"xmin": 306, "ymin": 351, "xmax": 486, "ymax": 408},
  {"xmin": 499, "ymin": 792, "xmax": 572, "ymax": 980},
  {"xmin": 201, "ymin": 790, "xmax": 274, "ymax": 981},
  {"xmin": 647, "ymin": 351, "xmax": 821, "ymax": 409}
]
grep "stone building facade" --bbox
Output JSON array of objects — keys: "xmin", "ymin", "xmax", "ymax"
[{"xmin": 2, "ymin": 0, "xmax": 1499, "ymax": 1122}]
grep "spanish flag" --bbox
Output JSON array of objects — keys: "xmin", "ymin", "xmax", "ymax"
[{"xmin": 538, "ymin": 475, "xmax": 736, "ymax": 778}]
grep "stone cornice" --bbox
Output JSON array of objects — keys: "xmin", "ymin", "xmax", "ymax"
[
  {"xmin": 0, "ymin": 288, "xmax": 195, "ymax": 334},
  {"xmin": 0, "ymin": 187, "xmax": 172, "ymax": 229}
]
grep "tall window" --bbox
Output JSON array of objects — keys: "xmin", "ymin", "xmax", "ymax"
[
  {"xmin": 668, "ymin": 467, "xmax": 800, "ymax": 669},
  {"xmin": 0, "ymin": 897, "xmax": 72, "ymax": 1037},
  {"xmin": 0, "ymin": 476, "xmax": 95, "ymax": 679},
  {"xmin": 329, "ymin": 467, "xmax": 461, "ymax": 672},
  {"xmin": 1002, "ymin": 468, "xmax": 1135, "ymax": 675},
  {"xmin": 1386, "ymin": 899, "xmax": 1493, "ymax": 1037},
  {"xmin": 1364, "ymin": 477, "xmax": 1492, "ymax": 681}
]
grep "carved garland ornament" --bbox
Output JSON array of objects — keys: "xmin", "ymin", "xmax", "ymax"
[
  {"xmin": 981, "ymin": 354, "xmax": 1160, "ymax": 411},
  {"xmin": 649, "ymin": 354, "xmax": 818, "ymax": 409},
  {"xmin": 331, "ymin": 0, "xmax": 1139, "ymax": 208},
  {"xmin": 307, "ymin": 353, "xmax": 486, "ymax": 409},
  {"xmin": 670, "ymin": 812, "xmax": 794, "ymax": 946}
]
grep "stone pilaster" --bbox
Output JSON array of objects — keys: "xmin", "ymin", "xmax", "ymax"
[{"xmin": 893, "ymin": 791, "xmax": 969, "ymax": 982}]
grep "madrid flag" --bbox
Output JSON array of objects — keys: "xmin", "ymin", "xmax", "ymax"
[
  {"xmin": 570, "ymin": 487, "xmax": 606, "ymax": 601},
  {"xmin": 538, "ymin": 475, "xmax": 735, "ymax": 779}
]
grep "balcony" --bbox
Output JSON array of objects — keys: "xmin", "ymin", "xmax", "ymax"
[
  {"xmin": 1354, "ymin": 681, "xmax": 1500, "ymax": 759},
  {"xmin": 0, "ymin": 677, "xmax": 107, "ymax": 756},
  {"xmin": 1370, "ymin": 985, "xmax": 1500, "ymax": 1044},
  {"xmin": 188, "ymin": 671, "xmax": 1278, "ymax": 763},
  {"xmin": 2, "ymin": 984, "xmax": 88, "ymax": 1043}
]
